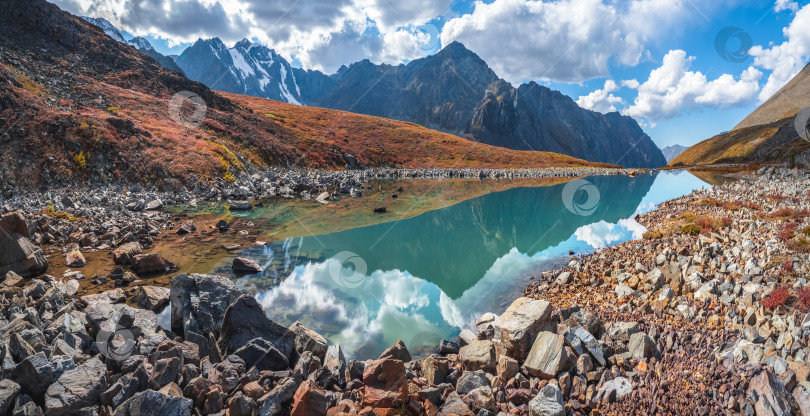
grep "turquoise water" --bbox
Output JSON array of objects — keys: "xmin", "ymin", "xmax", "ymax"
[{"xmin": 234, "ymin": 171, "xmax": 710, "ymax": 359}]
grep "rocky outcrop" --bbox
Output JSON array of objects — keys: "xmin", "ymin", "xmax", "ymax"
[
  {"xmin": 0, "ymin": 212, "xmax": 47, "ymax": 277},
  {"xmin": 44, "ymin": 357, "xmax": 108, "ymax": 415},
  {"xmin": 169, "ymin": 273, "xmax": 245, "ymax": 337},
  {"xmin": 217, "ymin": 295, "xmax": 296, "ymax": 365}
]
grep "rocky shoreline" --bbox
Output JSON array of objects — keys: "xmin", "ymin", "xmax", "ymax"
[{"xmin": 2, "ymin": 166, "xmax": 805, "ymax": 416}]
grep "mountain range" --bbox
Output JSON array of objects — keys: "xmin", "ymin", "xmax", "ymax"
[
  {"xmin": 0, "ymin": 0, "xmax": 609, "ymax": 190},
  {"xmin": 83, "ymin": 19, "xmax": 666, "ymax": 168},
  {"xmin": 661, "ymin": 145, "xmax": 688, "ymax": 163},
  {"xmin": 81, "ymin": 17, "xmax": 184, "ymax": 74}
]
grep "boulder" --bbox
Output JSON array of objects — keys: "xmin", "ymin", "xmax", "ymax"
[
  {"xmin": 594, "ymin": 377, "xmax": 633, "ymax": 403},
  {"xmin": 44, "ymin": 357, "xmax": 108, "ymax": 415},
  {"xmin": 628, "ymin": 332, "xmax": 657, "ymax": 359},
  {"xmin": 136, "ymin": 286, "xmax": 170, "ymax": 312},
  {"xmin": 607, "ymin": 322, "xmax": 640, "ymax": 342},
  {"xmin": 148, "ymin": 357, "xmax": 181, "ymax": 389},
  {"xmin": 748, "ymin": 370, "xmax": 792, "ymax": 416},
  {"xmin": 176, "ymin": 221, "xmax": 196, "ymax": 235},
  {"xmin": 65, "ymin": 249, "xmax": 85, "ymax": 267},
  {"xmin": 492, "ymin": 297, "xmax": 553, "ymax": 361},
  {"xmin": 257, "ymin": 377, "xmax": 298, "ymax": 416},
  {"xmin": 523, "ymin": 332, "xmax": 571, "ymax": 379},
  {"xmin": 456, "ymin": 370, "xmax": 490, "ymax": 394},
  {"xmin": 228, "ymin": 392, "xmax": 257, "ymax": 416},
  {"xmin": 289, "ymin": 321, "xmax": 328, "ymax": 361},
  {"xmin": 323, "ymin": 344, "xmax": 347, "ymax": 387},
  {"xmin": 458, "ymin": 340, "xmax": 496, "ymax": 373},
  {"xmin": 0, "ymin": 212, "xmax": 30, "ymax": 237},
  {"xmin": 229, "ymin": 201, "xmax": 254, "ymax": 211},
  {"xmin": 0, "ymin": 215, "xmax": 47, "ymax": 277},
  {"xmin": 233, "ymin": 338, "xmax": 289, "ymax": 371},
  {"xmin": 465, "ymin": 386, "xmax": 495, "ymax": 413},
  {"xmin": 439, "ymin": 391, "xmax": 474, "ymax": 415},
  {"xmin": 567, "ymin": 326, "xmax": 606, "ymax": 366},
  {"xmin": 289, "ymin": 381, "xmax": 327, "ymax": 416},
  {"xmin": 362, "ymin": 359, "xmax": 408, "ymax": 408},
  {"xmin": 217, "ymin": 295, "xmax": 297, "ymax": 362},
  {"xmin": 112, "ymin": 389, "xmax": 193, "ymax": 416},
  {"xmin": 378, "ymin": 339, "xmax": 412, "ymax": 363},
  {"xmin": 528, "ymin": 384, "xmax": 565, "ymax": 416},
  {"xmin": 0, "ymin": 379, "xmax": 21, "ymax": 415},
  {"xmin": 2, "ymin": 270, "xmax": 24, "ymax": 287},
  {"xmin": 10, "ymin": 352, "xmax": 54, "ymax": 397},
  {"xmin": 170, "ymin": 273, "xmax": 245, "ymax": 337},
  {"xmin": 132, "ymin": 253, "xmax": 175, "ymax": 275},
  {"xmin": 113, "ymin": 242, "xmax": 143, "ymax": 265},
  {"xmin": 232, "ymin": 257, "xmax": 263, "ymax": 275},
  {"xmin": 422, "ymin": 356, "xmax": 449, "ymax": 385}
]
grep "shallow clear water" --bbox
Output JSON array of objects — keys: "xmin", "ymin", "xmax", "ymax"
[{"xmin": 233, "ymin": 171, "xmax": 710, "ymax": 359}]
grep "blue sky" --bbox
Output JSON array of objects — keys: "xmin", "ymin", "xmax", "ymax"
[{"xmin": 57, "ymin": 0, "xmax": 810, "ymax": 149}]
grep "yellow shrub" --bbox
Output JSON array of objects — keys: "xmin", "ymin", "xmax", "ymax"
[{"xmin": 74, "ymin": 151, "xmax": 87, "ymax": 170}]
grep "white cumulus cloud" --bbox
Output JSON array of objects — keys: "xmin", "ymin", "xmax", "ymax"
[
  {"xmin": 749, "ymin": 4, "xmax": 810, "ymax": 101},
  {"xmin": 439, "ymin": 0, "xmax": 694, "ymax": 84},
  {"xmin": 775, "ymin": 0, "xmax": 799, "ymax": 13},
  {"xmin": 576, "ymin": 80, "xmax": 624, "ymax": 113},
  {"xmin": 622, "ymin": 50, "xmax": 761, "ymax": 124}
]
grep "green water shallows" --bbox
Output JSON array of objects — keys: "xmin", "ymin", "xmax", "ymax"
[{"xmin": 233, "ymin": 171, "xmax": 709, "ymax": 360}]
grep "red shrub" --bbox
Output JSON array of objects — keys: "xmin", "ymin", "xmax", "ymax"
[
  {"xmin": 799, "ymin": 287, "xmax": 810, "ymax": 312},
  {"xmin": 777, "ymin": 229, "xmax": 795, "ymax": 242},
  {"xmin": 763, "ymin": 285, "xmax": 789, "ymax": 310},
  {"xmin": 783, "ymin": 259, "xmax": 794, "ymax": 273},
  {"xmin": 721, "ymin": 217, "xmax": 733, "ymax": 227},
  {"xmin": 771, "ymin": 208, "xmax": 797, "ymax": 219}
]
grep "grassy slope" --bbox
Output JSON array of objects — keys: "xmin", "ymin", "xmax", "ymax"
[
  {"xmin": 734, "ymin": 63, "xmax": 810, "ymax": 131},
  {"xmin": 221, "ymin": 92, "xmax": 617, "ymax": 170}
]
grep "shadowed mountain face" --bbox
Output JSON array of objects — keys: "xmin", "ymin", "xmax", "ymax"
[
  {"xmin": 468, "ymin": 81, "xmax": 666, "ymax": 168},
  {"xmin": 310, "ymin": 43, "xmax": 665, "ymax": 168}
]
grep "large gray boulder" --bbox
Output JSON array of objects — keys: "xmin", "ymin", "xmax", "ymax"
[
  {"xmin": 458, "ymin": 340, "xmax": 496, "ymax": 373},
  {"xmin": 10, "ymin": 352, "xmax": 54, "ymax": 397},
  {"xmin": 522, "ymin": 332, "xmax": 571, "ymax": 379},
  {"xmin": 170, "ymin": 273, "xmax": 245, "ymax": 337},
  {"xmin": 217, "ymin": 295, "xmax": 297, "ymax": 364},
  {"xmin": 492, "ymin": 297, "xmax": 553, "ymax": 361},
  {"xmin": 0, "ymin": 213, "xmax": 47, "ymax": 277},
  {"xmin": 44, "ymin": 357, "xmax": 108, "ymax": 415}
]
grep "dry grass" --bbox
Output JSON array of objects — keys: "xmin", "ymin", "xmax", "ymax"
[{"xmin": 222, "ymin": 92, "xmax": 618, "ymax": 170}]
